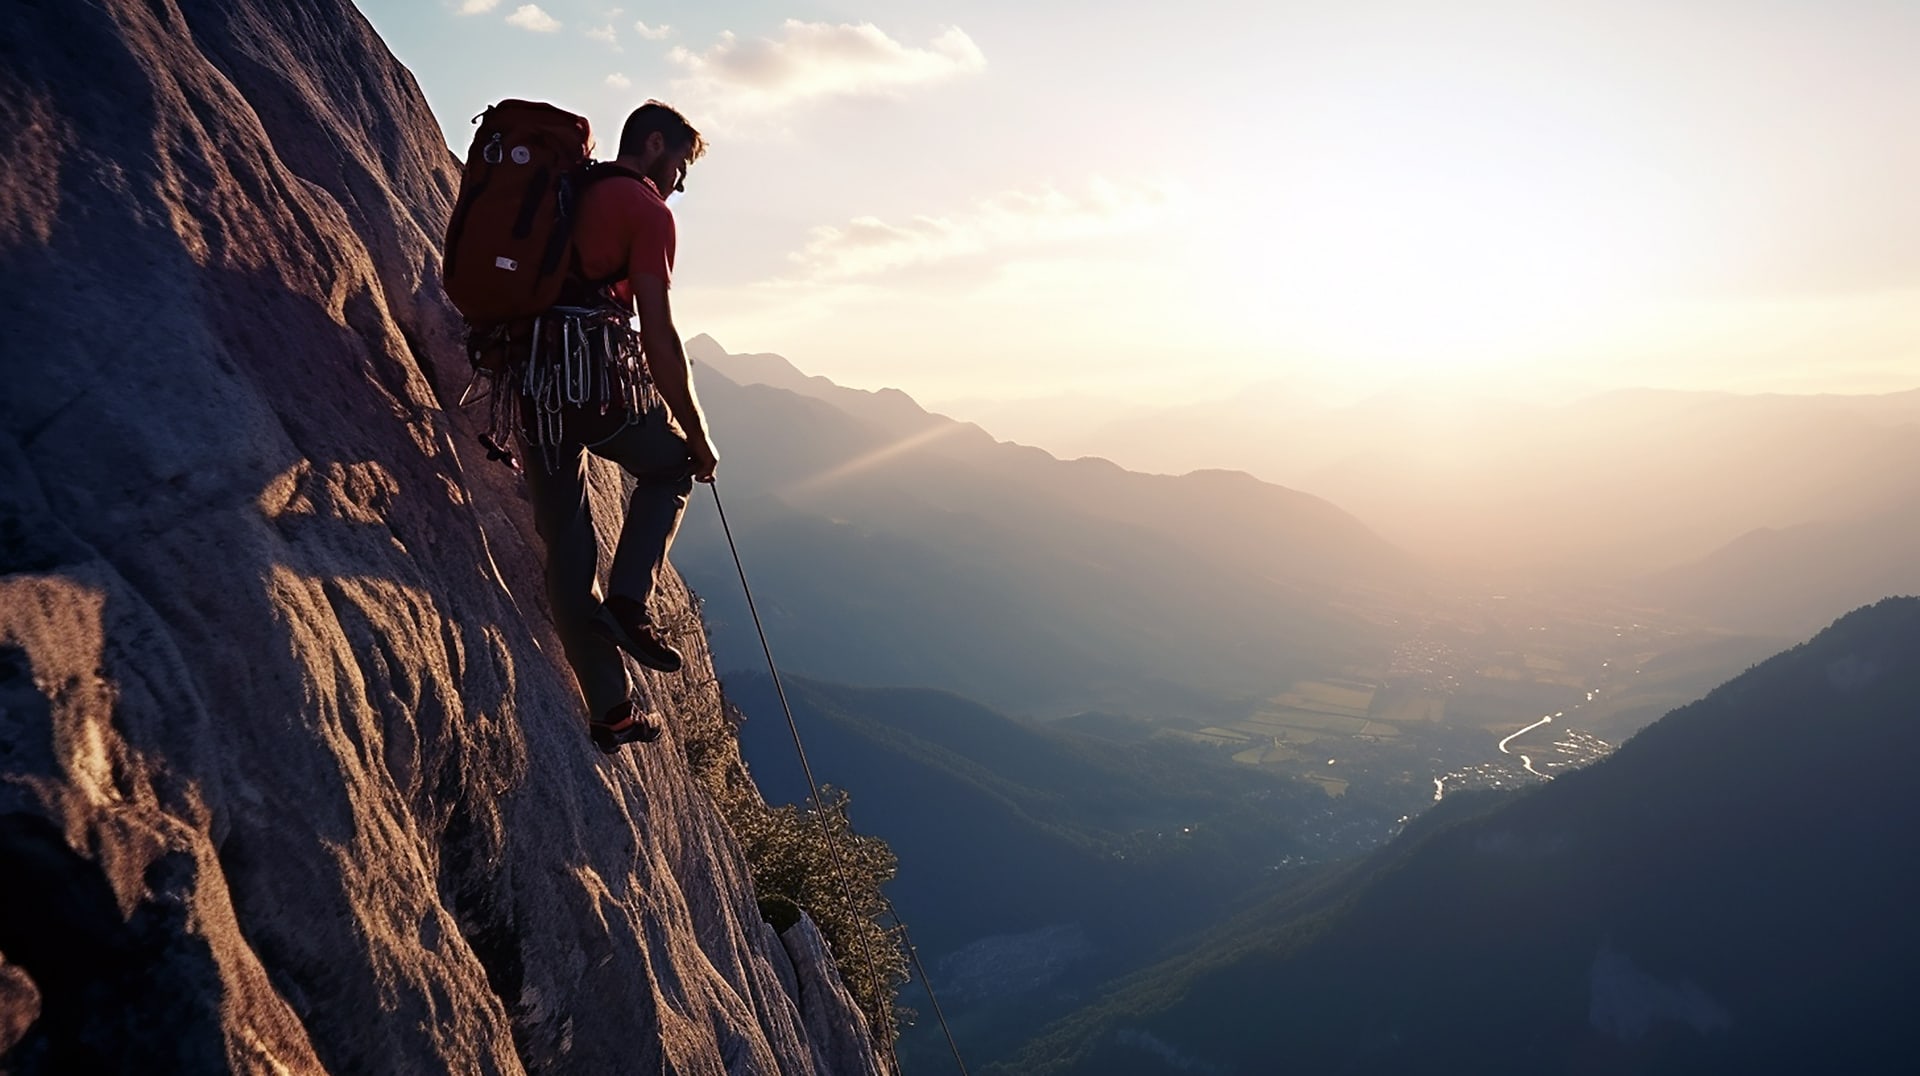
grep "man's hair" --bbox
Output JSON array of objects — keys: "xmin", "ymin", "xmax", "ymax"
[{"xmin": 617, "ymin": 100, "xmax": 707, "ymax": 161}]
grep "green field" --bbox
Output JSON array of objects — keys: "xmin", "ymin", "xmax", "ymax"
[
  {"xmin": 1199, "ymin": 677, "xmax": 1447, "ymax": 771},
  {"xmin": 1233, "ymin": 706, "xmax": 1401, "ymax": 744},
  {"xmin": 1306, "ymin": 774, "xmax": 1350, "ymax": 797},
  {"xmin": 1232, "ymin": 744, "xmax": 1302, "ymax": 766},
  {"xmin": 1478, "ymin": 661, "xmax": 1584, "ymax": 689},
  {"xmin": 1369, "ymin": 690, "xmax": 1448, "ymax": 724},
  {"xmin": 1170, "ymin": 726, "xmax": 1256, "ymax": 747},
  {"xmin": 1268, "ymin": 679, "xmax": 1376, "ymax": 718}
]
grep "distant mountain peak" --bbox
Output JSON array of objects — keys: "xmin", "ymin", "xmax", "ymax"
[
  {"xmin": 687, "ymin": 335, "xmax": 812, "ymax": 389},
  {"xmin": 688, "ymin": 336, "xmax": 967, "ymax": 442}
]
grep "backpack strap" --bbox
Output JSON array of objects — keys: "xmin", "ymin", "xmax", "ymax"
[
  {"xmin": 581, "ymin": 160, "xmax": 648, "ymax": 186},
  {"xmin": 563, "ymin": 161, "xmax": 653, "ymax": 295}
]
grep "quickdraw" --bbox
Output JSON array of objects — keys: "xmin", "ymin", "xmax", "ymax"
[{"xmin": 457, "ymin": 304, "xmax": 659, "ymax": 472}]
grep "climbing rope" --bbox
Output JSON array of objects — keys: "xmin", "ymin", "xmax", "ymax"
[
  {"xmin": 708, "ymin": 483, "xmax": 971, "ymax": 1076},
  {"xmin": 880, "ymin": 894, "xmax": 968, "ymax": 1074}
]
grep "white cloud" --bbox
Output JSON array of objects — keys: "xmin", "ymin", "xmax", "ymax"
[
  {"xmin": 634, "ymin": 20, "xmax": 671, "ymax": 40},
  {"xmin": 586, "ymin": 23, "xmax": 618, "ymax": 47},
  {"xmin": 669, "ymin": 21, "xmax": 983, "ymax": 122},
  {"xmin": 606, "ymin": 73, "xmax": 632, "ymax": 89},
  {"xmin": 789, "ymin": 180, "xmax": 1165, "ymax": 281},
  {"xmin": 458, "ymin": 0, "xmax": 502, "ymax": 14},
  {"xmin": 505, "ymin": 4, "xmax": 560, "ymax": 32}
]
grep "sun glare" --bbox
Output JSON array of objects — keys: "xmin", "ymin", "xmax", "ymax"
[
  {"xmin": 1276, "ymin": 169, "xmax": 1639, "ymax": 369},
  {"xmin": 1198, "ymin": 79, "xmax": 1678, "ymax": 388}
]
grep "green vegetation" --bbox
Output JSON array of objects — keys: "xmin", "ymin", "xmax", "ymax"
[
  {"xmin": 723, "ymin": 674, "xmax": 1405, "ymax": 1069},
  {"xmin": 1304, "ymin": 774, "xmax": 1349, "ymax": 797},
  {"xmin": 998, "ymin": 599, "xmax": 1920, "ymax": 1075},
  {"xmin": 729, "ymin": 788, "xmax": 910, "ymax": 1039},
  {"xmin": 1367, "ymin": 689, "xmax": 1447, "ymax": 724},
  {"xmin": 1207, "ymin": 678, "xmax": 1415, "ymax": 769},
  {"xmin": 1231, "ymin": 744, "xmax": 1301, "ymax": 766},
  {"xmin": 1575, "ymin": 631, "xmax": 1786, "ymax": 743},
  {"xmin": 673, "ymin": 678, "xmax": 910, "ymax": 1045},
  {"xmin": 1269, "ymin": 680, "xmax": 1376, "ymax": 716}
]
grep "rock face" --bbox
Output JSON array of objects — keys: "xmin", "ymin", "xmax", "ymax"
[{"xmin": 0, "ymin": 1, "xmax": 886, "ymax": 1073}]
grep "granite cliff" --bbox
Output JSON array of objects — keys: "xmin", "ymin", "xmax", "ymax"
[{"xmin": 0, "ymin": 0, "xmax": 887, "ymax": 1072}]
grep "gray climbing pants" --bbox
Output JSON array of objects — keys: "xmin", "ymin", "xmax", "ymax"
[{"xmin": 520, "ymin": 404, "xmax": 693, "ymax": 719}]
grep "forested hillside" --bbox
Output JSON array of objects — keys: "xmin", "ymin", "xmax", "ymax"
[{"xmin": 1007, "ymin": 599, "xmax": 1920, "ymax": 1075}]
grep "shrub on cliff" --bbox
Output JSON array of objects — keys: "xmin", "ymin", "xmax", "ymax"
[{"xmin": 677, "ymin": 681, "xmax": 910, "ymax": 1043}]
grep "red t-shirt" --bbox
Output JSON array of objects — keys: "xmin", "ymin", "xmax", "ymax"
[{"xmin": 574, "ymin": 174, "xmax": 675, "ymax": 303}]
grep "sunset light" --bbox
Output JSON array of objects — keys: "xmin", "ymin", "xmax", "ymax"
[
  {"xmin": 360, "ymin": 0, "xmax": 1917, "ymax": 410},
  {"xmin": 1201, "ymin": 120, "xmax": 1658, "ymax": 380},
  {"xmin": 11, "ymin": 2, "xmax": 1920, "ymax": 1073}
]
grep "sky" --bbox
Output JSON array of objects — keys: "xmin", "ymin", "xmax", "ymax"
[{"xmin": 356, "ymin": 0, "xmax": 1920, "ymax": 413}]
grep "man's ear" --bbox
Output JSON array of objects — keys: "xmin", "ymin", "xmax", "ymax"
[{"xmin": 644, "ymin": 130, "xmax": 666, "ymax": 159}]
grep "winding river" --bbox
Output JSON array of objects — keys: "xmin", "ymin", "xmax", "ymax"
[{"xmin": 1498, "ymin": 712, "xmax": 1558, "ymax": 777}]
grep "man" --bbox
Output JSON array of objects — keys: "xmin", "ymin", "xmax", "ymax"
[{"xmin": 518, "ymin": 100, "xmax": 719, "ymax": 753}]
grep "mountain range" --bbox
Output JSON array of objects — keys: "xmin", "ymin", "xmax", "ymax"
[
  {"xmin": 676, "ymin": 336, "xmax": 1424, "ymax": 718},
  {"xmin": 974, "ymin": 382, "xmax": 1920, "ymax": 601},
  {"xmin": 12, "ymin": 2, "xmax": 1914, "ymax": 1075},
  {"xmin": 721, "ymin": 674, "xmax": 1399, "ymax": 1071},
  {"xmin": 1645, "ymin": 495, "xmax": 1920, "ymax": 636}
]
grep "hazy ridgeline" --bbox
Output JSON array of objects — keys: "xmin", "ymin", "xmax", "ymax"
[
  {"xmin": 678, "ymin": 336, "xmax": 1918, "ymax": 717},
  {"xmin": 696, "ymin": 339, "xmax": 1920, "ymax": 645},
  {"xmin": 5, "ymin": 0, "xmax": 1913, "ymax": 1069},
  {"xmin": 681, "ymin": 337, "xmax": 1918, "ymax": 1073},
  {"xmin": 677, "ymin": 336, "xmax": 1422, "ymax": 720},
  {"xmin": 961, "ymin": 382, "xmax": 1920, "ymax": 624}
]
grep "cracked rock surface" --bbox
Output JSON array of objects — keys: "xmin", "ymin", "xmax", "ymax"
[{"xmin": 0, "ymin": 1, "xmax": 883, "ymax": 1072}]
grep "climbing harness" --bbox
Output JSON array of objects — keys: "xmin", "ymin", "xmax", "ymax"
[
  {"xmin": 458, "ymin": 303, "xmax": 659, "ymax": 472},
  {"xmin": 709, "ymin": 484, "xmax": 971, "ymax": 1076}
]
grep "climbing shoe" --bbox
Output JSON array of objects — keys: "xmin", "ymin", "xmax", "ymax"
[
  {"xmin": 589, "ymin": 700, "xmax": 663, "ymax": 754},
  {"xmin": 591, "ymin": 596, "xmax": 684, "ymax": 673}
]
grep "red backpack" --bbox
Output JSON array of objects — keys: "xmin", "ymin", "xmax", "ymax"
[{"xmin": 442, "ymin": 100, "xmax": 598, "ymax": 324}]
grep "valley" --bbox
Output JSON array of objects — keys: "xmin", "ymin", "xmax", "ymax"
[
  {"xmin": 998, "ymin": 599, "xmax": 1920, "ymax": 1075},
  {"xmin": 11, "ymin": 4, "xmax": 1913, "ymax": 1073},
  {"xmin": 676, "ymin": 337, "xmax": 1904, "ymax": 1072},
  {"xmin": 1065, "ymin": 581, "xmax": 1772, "ymax": 825}
]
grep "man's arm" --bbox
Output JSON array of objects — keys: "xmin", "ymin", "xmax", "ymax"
[{"xmin": 633, "ymin": 275, "xmax": 719, "ymax": 482}]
